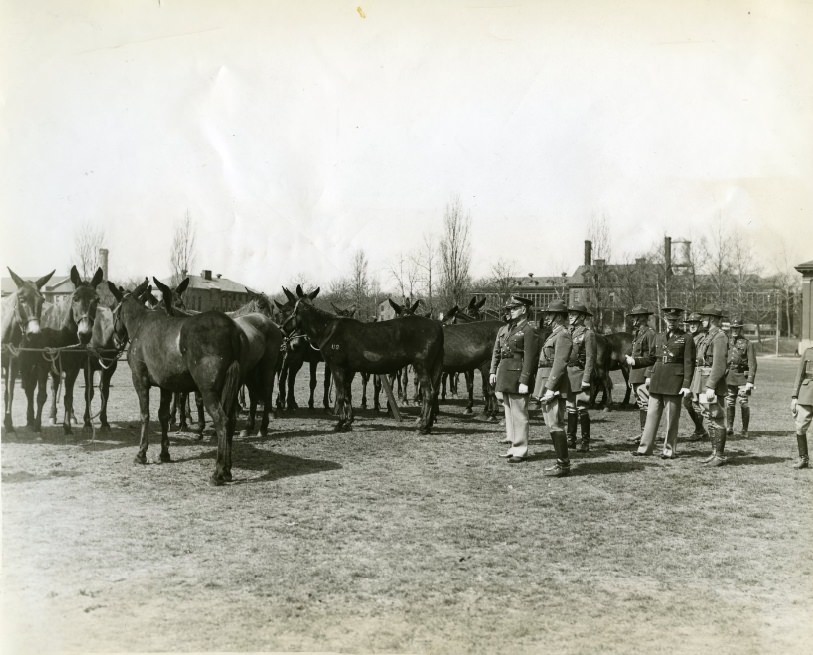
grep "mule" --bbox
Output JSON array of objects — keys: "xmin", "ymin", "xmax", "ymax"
[
  {"xmin": 591, "ymin": 331, "xmax": 633, "ymax": 410},
  {"xmin": 2, "ymin": 268, "xmax": 55, "ymax": 432},
  {"xmin": 108, "ymin": 281, "xmax": 243, "ymax": 485},
  {"xmin": 287, "ymin": 287, "xmax": 443, "ymax": 433}
]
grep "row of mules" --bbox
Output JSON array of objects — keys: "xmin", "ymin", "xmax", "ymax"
[
  {"xmin": 107, "ymin": 280, "xmax": 243, "ymax": 485},
  {"xmin": 286, "ymin": 286, "xmax": 444, "ymax": 433}
]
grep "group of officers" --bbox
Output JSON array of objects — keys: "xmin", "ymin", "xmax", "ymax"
[{"xmin": 489, "ymin": 294, "xmax": 811, "ymax": 477}]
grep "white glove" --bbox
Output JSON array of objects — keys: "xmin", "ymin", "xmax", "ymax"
[
  {"xmin": 581, "ymin": 382, "xmax": 591, "ymax": 389},
  {"xmin": 518, "ymin": 383, "xmax": 529, "ymax": 394},
  {"xmin": 645, "ymin": 377, "xmax": 651, "ymax": 389},
  {"xmin": 625, "ymin": 355, "xmax": 635, "ymax": 366},
  {"xmin": 679, "ymin": 387, "xmax": 691, "ymax": 397},
  {"xmin": 540, "ymin": 389, "xmax": 555, "ymax": 402},
  {"xmin": 704, "ymin": 389, "xmax": 716, "ymax": 402},
  {"xmin": 791, "ymin": 398, "xmax": 798, "ymax": 416},
  {"xmin": 744, "ymin": 382, "xmax": 755, "ymax": 392},
  {"xmin": 489, "ymin": 373, "xmax": 496, "ymax": 386}
]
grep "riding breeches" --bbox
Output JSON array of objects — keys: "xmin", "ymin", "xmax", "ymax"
[
  {"xmin": 725, "ymin": 385, "xmax": 750, "ymax": 409},
  {"xmin": 697, "ymin": 393, "xmax": 726, "ymax": 433},
  {"xmin": 632, "ymin": 382, "xmax": 650, "ymax": 411},
  {"xmin": 541, "ymin": 394, "xmax": 566, "ymax": 433},
  {"xmin": 502, "ymin": 392, "xmax": 529, "ymax": 458}
]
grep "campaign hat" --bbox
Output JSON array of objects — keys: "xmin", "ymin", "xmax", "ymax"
[
  {"xmin": 567, "ymin": 303, "xmax": 592, "ymax": 316},
  {"xmin": 699, "ymin": 304, "xmax": 724, "ymax": 317},
  {"xmin": 541, "ymin": 299, "xmax": 569, "ymax": 313},
  {"xmin": 626, "ymin": 304, "xmax": 653, "ymax": 316}
]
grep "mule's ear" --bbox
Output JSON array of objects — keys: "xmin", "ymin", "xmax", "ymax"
[
  {"xmin": 347, "ymin": 304, "xmax": 356, "ymax": 317},
  {"xmin": 152, "ymin": 277, "xmax": 171, "ymax": 300},
  {"xmin": 467, "ymin": 296, "xmax": 477, "ymax": 309},
  {"xmin": 35, "ymin": 270, "xmax": 56, "ymax": 289},
  {"xmin": 132, "ymin": 278, "xmax": 150, "ymax": 298},
  {"xmin": 175, "ymin": 278, "xmax": 190, "ymax": 295},
  {"xmin": 308, "ymin": 287, "xmax": 320, "ymax": 300},
  {"xmin": 90, "ymin": 267, "xmax": 104, "ymax": 289},
  {"xmin": 282, "ymin": 286, "xmax": 297, "ymax": 303},
  {"xmin": 410, "ymin": 300, "xmax": 421, "ymax": 314},
  {"xmin": 7, "ymin": 267, "xmax": 26, "ymax": 288},
  {"xmin": 274, "ymin": 299, "xmax": 287, "ymax": 310},
  {"xmin": 295, "ymin": 284, "xmax": 304, "ymax": 298},
  {"xmin": 476, "ymin": 297, "xmax": 486, "ymax": 310},
  {"xmin": 107, "ymin": 281, "xmax": 124, "ymax": 302},
  {"xmin": 330, "ymin": 302, "xmax": 340, "ymax": 313},
  {"xmin": 70, "ymin": 265, "xmax": 82, "ymax": 288},
  {"xmin": 388, "ymin": 298, "xmax": 402, "ymax": 313}
]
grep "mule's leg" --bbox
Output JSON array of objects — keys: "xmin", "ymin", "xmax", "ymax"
[
  {"xmin": 98, "ymin": 366, "xmax": 113, "ymax": 434},
  {"xmin": 413, "ymin": 363, "xmax": 434, "ymax": 433},
  {"xmin": 360, "ymin": 372, "xmax": 369, "ymax": 409},
  {"xmin": 201, "ymin": 391, "xmax": 229, "ymax": 485},
  {"xmin": 464, "ymin": 370, "xmax": 475, "ymax": 414},
  {"xmin": 331, "ymin": 367, "xmax": 347, "ymax": 431},
  {"xmin": 412, "ymin": 367, "xmax": 421, "ymax": 404},
  {"xmin": 308, "ymin": 359, "xmax": 318, "ymax": 409},
  {"xmin": 157, "ymin": 388, "xmax": 172, "ymax": 463},
  {"xmin": 3, "ymin": 357, "xmax": 15, "ymax": 432},
  {"xmin": 194, "ymin": 392, "xmax": 205, "ymax": 438},
  {"xmin": 344, "ymin": 372, "xmax": 355, "ymax": 429},
  {"xmin": 287, "ymin": 360, "xmax": 303, "ymax": 410},
  {"xmin": 242, "ymin": 384, "xmax": 256, "ymax": 437},
  {"xmin": 276, "ymin": 360, "xmax": 288, "ymax": 411},
  {"xmin": 34, "ymin": 364, "xmax": 49, "ymax": 432},
  {"xmin": 48, "ymin": 369, "xmax": 59, "ymax": 426},
  {"xmin": 373, "ymin": 374, "xmax": 382, "ymax": 412},
  {"xmin": 82, "ymin": 364, "xmax": 95, "ymax": 431},
  {"xmin": 134, "ymin": 385, "xmax": 151, "ymax": 465},
  {"xmin": 441, "ymin": 372, "xmax": 448, "ymax": 400},
  {"xmin": 62, "ymin": 365, "xmax": 80, "ymax": 435},
  {"xmin": 621, "ymin": 366, "xmax": 631, "ymax": 407},
  {"xmin": 21, "ymin": 364, "xmax": 37, "ymax": 428}
]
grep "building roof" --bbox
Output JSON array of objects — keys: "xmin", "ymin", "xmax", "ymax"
[
  {"xmin": 1, "ymin": 274, "xmax": 70, "ymax": 296},
  {"xmin": 158, "ymin": 273, "xmax": 258, "ymax": 294},
  {"xmin": 795, "ymin": 259, "xmax": 813, "ymax": 273}
]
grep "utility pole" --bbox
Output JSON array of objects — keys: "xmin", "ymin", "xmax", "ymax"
[{"xmin": 775, "ymin": 292, "xmax": 780, "ymax": 356}]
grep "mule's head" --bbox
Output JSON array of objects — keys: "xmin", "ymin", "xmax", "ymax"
[
  {"xmin": 246, "ymin": 288, "xmax": 274, "ymax": 317},
  {"xmin": 69, "ymin": 265, "xmax": 104, "ymax": 344},
  {"xmin": 151, "ymin": 277, "xmax": 189, "ymax": 315},
  {"xmin": 388, "ymin": 298, "xmax": 421, "ymax": 317},
  {"xmin": 467, "ymin": 296, "xmax": 486, "ymax": 319},
  {"xmin": 6, "ymin": 267, "xmax": 55, "ymax": 337},
  {"xmin": 107, "ymin": 279, "xmax": 148, "ymax": 349},
  {"xmin": 441, "ymin": 305, "xmax": 459, "ymax": 325},
  {"xmin": 331, "ymin": 302, "xmax": 356, "ymax": 318}
]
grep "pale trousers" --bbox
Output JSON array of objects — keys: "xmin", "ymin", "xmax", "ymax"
[
  {"xmin": 698, "ymin": 393, "xmax": 726, "ymax": 432},
  {"xmin": 502, "ymin": 392, "xmax": 529, "ymax": 457},
  {"xmin": 541, "ymin": 394, "xmax": 566, "ymax": 433},
  {"xmin": 795, "ymin": 403, "xmax": 813, "ymax": 434},
  {"xmin": 637, "ymin": 393, "xmax": 683, "ymax": 456},
  {"xmin": 632, "ymin": 382, "xmax": 650, "ymax": 411}
]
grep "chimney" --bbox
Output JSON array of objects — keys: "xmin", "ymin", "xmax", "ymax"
[
  {"xmin": 201, "ymin": 269, "xmax": 212, "ymax": 281},
  {"xmin": 99, "ymin": 248, "xmax": 109, "ymax": 280},
  {"xmin": 584, "ymin": 240, "xmax": 592, "ymax": 266},
  {"xmin": 664, "ymin": 236, "xmax": 672, "ymax": 271},
  {"xmin": 635, "ymin": 257, "xmax": 647, "ymax": 266},
  {"xmin": 594, "ymin": 258, "xmax": 605, "ymax": 267}
]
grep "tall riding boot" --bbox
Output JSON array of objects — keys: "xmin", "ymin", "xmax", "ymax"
[
  {"xmin": 544, "ymin": 431, "xmax": 571, "ymax": 477},
  {"xmin": 566, "ymin": 411, "xmax": 578, "ymax": 448},
  {"xmin": 725, "ymin": 406, "xmax": 735, "ymax": 436},
  {"xmin": 712, "ymin": 428, "xmax": 728, "ymax": 466},
  {"xmin": 740, "ymin": 406, "xmax": 750, "ymax": 437},
  {"xmin": 794, "ymin": 433, "xmax": 809, "ymax": 469},
  {"xmin": 687, "ymin": 404, "xmax": 708, "ymax": 440},
  {"xmin": 577, "ymin": 410, "xmax": 590, "ymax": 452},
  {"xmin": 702, "ymin": 427, "xmax": 718, "ymax": 464}
]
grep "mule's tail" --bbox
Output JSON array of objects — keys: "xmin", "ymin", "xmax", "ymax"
[{"xmin": 221, "ymin": 360, "xmax": 241, "ymax": 417}]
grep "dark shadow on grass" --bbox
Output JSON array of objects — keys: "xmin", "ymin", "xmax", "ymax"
[
  {"xmin": 724, "ymin": 454, "xmax": 788, "ymax": 466},
  {"xmin": 568, "ymin": 460, "xmax": 650, "ymax": 475}
]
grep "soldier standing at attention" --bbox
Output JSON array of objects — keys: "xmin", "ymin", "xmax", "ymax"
[
  {"xmin": 631, "ymin": 307, "xmax": 695, "ymax": 459},
  {"xmin": 690, "ymin": 305, "xmax": 730, "ymax": 466},
  {"xmin": 489, "ymin": 296, "xmax": 537, "ymax": 464},
  {"xmin": 791, "ymin": 345, "xmax": 813, "ymax": 469},
  {"xmin": 624, "ymin": 305, "xmax": 657, "ymax": 445},
  {"xmin": 683, "ymin": 312, "xmax": 709, "ymax": 441},
  {"xmin": 565, "ymin": 303, "xmax": 596, "ymax": 452},
  {"xmin": 533, "ymin": 299, "xmax": 573, "ymax": 477},
  {"xmin": 725, "ymin": 316, "xmax": 757, "ymax": 437}
]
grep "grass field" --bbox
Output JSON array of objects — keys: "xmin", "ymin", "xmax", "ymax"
[{"xmin": 1, "ymin": 356, "xmax": 811, "ymax": 654}]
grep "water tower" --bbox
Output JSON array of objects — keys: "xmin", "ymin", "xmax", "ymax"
[{"xmin": 668, "ymin": 237, "xmax": 692, "ymax": 274}]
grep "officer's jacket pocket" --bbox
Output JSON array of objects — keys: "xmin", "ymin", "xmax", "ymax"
[{"xmin": 503, "ymin": 362, "xmax": 523, "ymax": 371}]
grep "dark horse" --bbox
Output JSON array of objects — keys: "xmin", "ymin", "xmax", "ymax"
[
  {"xmin": 2, "ymin": 267, "xmax": 55, "ymax": 432},
  {"xmin": 108, "ymin": 281, "xmax": 243, "ymax": 485},
  {"xmin": 591, "ymin": 331, "xmax": 633, "ymax": 410},
  {"xmin": 287, "ymin": 287, "xmax": 444, "ymax": 433}
]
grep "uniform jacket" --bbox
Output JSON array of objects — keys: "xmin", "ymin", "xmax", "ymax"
[
  {"xmin": 726, "ymin": 335, "xmax": 757, "ymax": 386},
  {"xmin": 792, "ymin": 346, "xmax": 813, "ymax": 405},
  {"xmin": 567, "ymin": 324, "xmax": 596, "ymax": 389},
  {"xmin": 629, "ymin": 325, "xmax": 657, "ymax": 384},
  {"xmin": 693, "ymin": 326, "xmax": 729, "ymax": 395},
  {"xmin": 636, "ymin": 327, "xmax": 695, "ymax": 396},
  {"xmin": 533, "ymin": 324, "xmax": 572, "ymax": 396},
  {"xmin": 490, "ymin": 318, "xmax": 537, "ymax": 394}
]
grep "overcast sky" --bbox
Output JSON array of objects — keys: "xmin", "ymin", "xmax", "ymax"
[{"xmin": 1, "ymin": 0, "xmax": 811, "ymax": 292}]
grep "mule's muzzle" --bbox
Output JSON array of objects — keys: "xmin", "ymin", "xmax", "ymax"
[{"xmin": 25, "ymin": 319, "xmax": 41, "ymax": 335}]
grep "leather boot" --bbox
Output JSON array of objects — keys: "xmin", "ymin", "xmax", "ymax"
[
  {"xmin": 702, "ymin": 427, "xmax": 718, "ymax": 464},
  {"xmin": 794, "ymin": 433, "xmax": 809, "ymax": 469},
  {"xmin": 687, "ymin": 404, "xmax": 708, "ymax": 440},
  {"xmin": 577, "ymin": 410, "xmax": 590, "ymax": 452},
  {"xmin": 725, "ymin": 406, "xmax": 735, "ymax": 436},
  {"xmin": 711, "ymin": 428, "xmax": 728, "ymax": 466},
  {"xmin": 566, "ymin": 411, "xmax": 578, "ymax": 448},
  {"xmin": 740, "ymin": 406, "xmax": 750, "ymax": 436},
  {"xmin": 544, "ymin": 431, "xmax": 571, "ymax": 477}
]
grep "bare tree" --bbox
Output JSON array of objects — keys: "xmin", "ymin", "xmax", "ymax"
[
  {"xmin": 772, "ymin": 240, "xmax": 803, "ymax": 339},
  {"xmin": 439, "ymin": 196, "xmax": 472, "ymax": 307},
  {"xmin": 73, "ymin": 221, "xmax": 105, "ymax": 279},
  {"xmin": 698, "ymin": 216, "xmax": 732, "ymax": 306},
  {"xmin": 584, "ymin": 212, "xmax": 613, "ymax": 328},
  {"xmin": 729, "ymin": 233, "xmax": 761, "ymax": 322},
  {"xmin": 414, "ymin": 233, "xmax": 438, "ymax": 309},
  {"xmin": 489, "ymin": 258, "xmax": 517, "ymax": 306},
  {"xmin": 350, "ymin": 249, "xmax": 370, "ymax": 317},
  {"xmin": 390, "ymin": 252, "xmax": 420, "ymax": 305},
  {"xmin": 170, "ymin": 210, "xmax": 196, "ymax": 285}
]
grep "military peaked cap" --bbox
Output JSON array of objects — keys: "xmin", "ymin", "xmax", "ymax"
[
  {"xmin": 504, "ymin": 295, "xmax": 533, "ymax": 309},
  {"xmin": 684, "ymin": 312, "xmax": 703, "ymax": 323},
  {"xmin": 661, "ymin": 306, "xmax": 684, "ymax": 319},
  {"xmin": 542, "ymin": 299, "xmax": 568, "ymax": 313},
  {"xmin": 729, "ymin": 316, "xmax": 745, "ymax": 327},
  {"xmin": 699, "ymin": 304, "xmax": 724, "ymax": 317},
  {"xmin": 567, "ymin": 303, "xmax": 593, "ymax": 316},
  {"xmin": 626, "ymin": 304, "xmax": 653, "ymax": 316}
]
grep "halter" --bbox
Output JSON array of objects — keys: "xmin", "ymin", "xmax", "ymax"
[
  {"xmin": 280, "ymin": 298, "xmax": 337, "ymax": 351},
  {"xmin": 110, "ymin": 298, "xmax": 130, "ymax": 351},
  {"xmin": 13, "ymin": 292, "xmax": 41, "ymax": 336}
]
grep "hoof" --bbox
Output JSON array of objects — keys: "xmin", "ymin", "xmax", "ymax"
[
  {"xmin": 178, "ymin": 422, "xmax": 190, "ymax": 432},
  {"xmin": 464, "ymin": 408, "xmax": 473, "ymax": 415},
  {"xmin": 223, "ymin": 471, "xmax": 233, "ymax": 482},
  {"xmin": 239, "ymin": 429, "xmax": 249, "ymax": 438},
  {"xmin": 308, "ymin": 402, "xmax": 314, "ymax": 409},
  {"xmin": 209, "ymin": 476, "xmax": 225, "ymax": 487},
  {"xmin": 159, "ymin": 452, "xmax": 172, "ymax": 463},
  {"xmin": 48, "ymin": 418, "xmax": 57, "ymax": 427},
  {"xmin": 195, "ymin": 431, "xmax": 204, "ymax": 441},
  {"xmin": 63, "ymin": 425, "xmax": 73, "ymax": 436},
  {"xmin": 134, "ymin": 454, "xmax": 147, "ymax": 465}
]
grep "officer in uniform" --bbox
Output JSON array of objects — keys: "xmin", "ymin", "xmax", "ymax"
[
  {"xmin": 632, "ymin": 306, "xmax": 695, "ymax": 458},
  {"xmin": 565, "ymin": 303, "xmax": 596, "ymax": 452},
  {"xmin": 624, "ymin": 305, "xmax": 657, "ymax": 444},
  {"xmin": 725, "ymin": 316, "xmax": 757, "ymax": 437},
  {"xmin": 690, "ymin": 304, "xmax": 730, "ymax": 466},
  {"xmin": 533, "ymin": 299, "xmax": 573, "ymax": 477},
  {"xmin": 683, "ymin": 312, "xmax": 709, "ymax": 441},
  {"xmin": 791, "ymin": 345, "xmax": 813, "ymax": 469},
  {"xmin": 489, "ymin": 296, "xmax": 537, "ymax": 463}
]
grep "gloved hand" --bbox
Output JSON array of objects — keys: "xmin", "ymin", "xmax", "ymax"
[
  {"xmin": 645, "ymin": 377, "xmax": 651, "ymax": 389},
  {"xmin": 792, "ymin": 398, "xmax": 798, "ymax": 416},
  {"xmin": 625, "ymin": 355, "xmax": 635, "ymax": 366},
  {"xmin": 518, "ymin": 383, "xmax": 529, "ymax": 394},
  {"xmin": 704, "ymin": 389, "xmax": 716, "ymax": 403},
  {"xmin": 540, "ymin": 389, "xmax": 555, "ymax": 403},
  {"xmin": 581, "ymin": 382, "xmax": 590, "ymax": 389},
  {"xmin": 744, "ymin": 382, "xmax": 755, "ymax": 393},
  {"xmin": 489, "ymin": 373, "xmax": 496, "ymax": 386},
  {"xmin": 679, "ymin": 387, "xmax": 691, "ymax": 397}
]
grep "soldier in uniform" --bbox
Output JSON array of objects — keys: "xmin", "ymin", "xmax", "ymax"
[
  {"xmin": 690, "ymin": 304, "xmax": 730, "ymax": 466},
  {"xmin": 624, "ymin": 305, "xmax": 657, "ymax": 444},
  {"xmin": 683, "ymin": 312, "xmax": 709, "ymax": 441},
  {"xmin": 791, "ymin": 345, "xmax": 813, "ymax": 469},
  {"xmin": 533, "ymin": 299, "xmax": 573, "ymax": 477},
  {"xmin": 565, "ymin": 303, "xmax": 596, "ymax": 452},
  {"xmin": 489, "ymin": 296, "xmax": 537, "ymax": 464},
  {"xmin": 631, "ymin": 306, "xmax": 695, "ymax": 458},
  {"xmin": 725, "ymin": 316, "xmax": 757, "ymax": 437}
]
